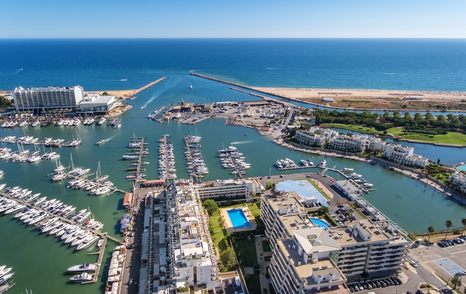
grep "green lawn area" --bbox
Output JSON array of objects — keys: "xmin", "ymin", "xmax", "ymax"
[
  {"xmin": 319, "ymin": 123, "xmax": 383, "ymax": 135},
  {"xmin": 234, "ymin": 238, "xmax": 261, "ymax": 294},
  {"xmin": 386, "ymin": 127, "xmax": 466, "ymax": 146},
  {"xmin": 308, "ymin": 179, "xmax": 331, "ymax": 200},
  {"xmin": 209, "ymin": 210, "xmax": 231, "ymax": 252},
  {"xmin": 222, "ymin": 202, "xmax": 260, "ymax": 218}
]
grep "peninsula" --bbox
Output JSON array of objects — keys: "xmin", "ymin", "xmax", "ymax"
[{"xmin": 191, "ymin": 72, "xmax": 466, "ymax": 112}]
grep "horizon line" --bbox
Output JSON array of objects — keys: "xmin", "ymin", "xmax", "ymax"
[{"xmin": 1, "ymin": 37, "xmax": 466, "ymax": 40}]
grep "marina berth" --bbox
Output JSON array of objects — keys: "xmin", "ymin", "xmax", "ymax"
[
  {"xmin": 49, "ymin": 157, "xmax": 116, "ymax": 196},
  {"xmin": 217, "ymin": 145, "xmax": 251, "ymax": 177},
  {"xmin": 184, "ymin": 135, "xmax": 209, "ymax": 181},
  {"xmin": 158, "ymin": 134, "xmax": 177, "ymax": 179},
  {"xmin": 0, "ymin": 184, "xmax": 106, "ymax": 252},
  {"xmin": 123, "ymin": 136, "xmax": 148, "ymax": 183}
]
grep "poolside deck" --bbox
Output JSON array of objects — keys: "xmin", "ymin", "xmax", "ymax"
[{"xmin": 220, "ymin": 207, "xmax": 256, "ymax": 234}]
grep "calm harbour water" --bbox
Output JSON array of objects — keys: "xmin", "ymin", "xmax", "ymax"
[{"xmin": 0, "ymin": 40, "xmax": 465, "ymax": 293}]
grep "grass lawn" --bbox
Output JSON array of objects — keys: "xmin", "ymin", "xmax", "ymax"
[
  {"xmin": 319, "ymin": 123, "xmax": 383, "ymax": 135},
  {"xmin": 233, "ymin": 237, "xmax": 261, "ymax": 294},
  {"xmin": 209, "ymin": 210, "xmax": 231, "ymax": 252},
  {"xmin": 308, "ymin": 179, "xmax": 331, "ymax": 200},
  {"xmin": 386, "ymin": 127, "xmax": 466, "ymax": 146},
  {"xmin": 262, "ymin": 240, "xmax": 271, "ymax": 252},
  {"xmin": 222, "ymin": 202, "xmax": 260, "ymax": 218}
]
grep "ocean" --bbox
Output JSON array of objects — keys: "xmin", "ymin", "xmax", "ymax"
[{"xmin": 1, "ymin": 39, "xmax": 466, "ymax": 90}]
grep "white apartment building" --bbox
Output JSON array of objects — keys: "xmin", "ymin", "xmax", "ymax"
[
  {"xmin": 367, "ymin": 136, "xmax": 386, "ymax": 152},
  {"xmin": 328, "ymin": 134, "xmax": 368, "ymax": 153},
  {"xmin": 14, "ymin": 85, "xmax": 84, "ymax": 112},
  {"xmin": 261, "ymin": 192, "xmax": 408, "ymax": 291},
  {"xmin": 270, "ymin": 228, "xmax": 346, "ymax": 293},
  {"xmin": 332, "ymin": 220, "xmax": 408, "ymax": 280},
  {"xmin": 450, "ymin": 172, "xmax": 466, "ymax": 194},
  {"xmin": 295, "ymin": 128, "xmax": 338, "ymax": 147},
  {"xmin": 383, "ymin": 144, "xmax": 429, "ymax": 168},
  {"xmin": 196, "ymin": 179, "xmax": 262, "ymax": 202},
  {"xmin": 168, "ymin": 185, "xmax": 219, "ymax": 291}
]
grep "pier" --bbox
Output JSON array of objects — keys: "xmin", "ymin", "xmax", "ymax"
[
  {"xmin": 124, "ymin": 136, "xmax": 148, "ymax": 184},
  {"xmin": 0, "ymin": 187, "xmax": 123, "ymax": 286}
]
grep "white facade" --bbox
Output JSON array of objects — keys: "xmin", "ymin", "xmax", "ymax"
[
  {"xmin": 14, "ymin": 86, "xmax": 84, "ymax": 112},
  {"xmin": 383, "ymin": 144, "xmax": 428, "ymax": 168},
  {"xmin": 261, "ymin": 192, "xmax": 408, "ymax": 289},
  {"xmin": 78, "ymin": 94, "xmax": 117, "ymax": 113},
  {"xmin": 196, "ymin": 179, "xmax": 261, "ymax": 201},
  {"xmin": 451, "ymin": 172, "xmax": 466, "ymax": 194},
  {"xmin": 168, "ymin": 185, "xmax": 219, "ymax": 290},
  {"xmin": 328, "ymin": 134, "xmax": 368, "ymax": 153}
]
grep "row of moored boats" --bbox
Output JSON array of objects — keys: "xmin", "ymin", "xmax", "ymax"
[
  {"xmin": 123, "ymin": 137, "xmax": 149, "ymax": 182},
  {"xmin": 0, "ymin": 116, "xmax": 107, "ymax": 128},
  {"xmin": 51, "ymin": 160, "xmax": 115, "ymax": 196},
  {"xmin": 0, "ymin": 265, "xmax": 14, "ymax": 292},
  {"xmin": 184, "ymin": 135, "xmax": 208, "ymax": 180},
  {"xmin": 158, "ymin": 135, "xmax": 177, "ymax": 179},
  {"xmin": 0, "ymin": 184, "xmax": 104, "ymax": 251},
  {"xmin": 0, "ymin": 135, "xmax": 81, "ymax": 148},
  {"xmin": 218, "ymin": 145, "xmax": 251, "ymax": 176}
]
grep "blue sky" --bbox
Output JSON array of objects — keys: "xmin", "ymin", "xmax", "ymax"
[{"xmin": 1, "ymin": 0, "xmax": 466, "ymax": 38}]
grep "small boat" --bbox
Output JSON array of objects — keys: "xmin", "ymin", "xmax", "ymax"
[
  {"xmin": 95, "ymin": 138, "xmax": 110, "ymax": 146},
  {"xmin": 318, "ymin": 160, "xmax": 327, "ymax": 168},
  {"xmin": 69, "ymin": 272, "xmax": 93, "ymax": 283},
  {"xmin": 67, "ymin": 263, "xmax": 97, "ymax": 273}
]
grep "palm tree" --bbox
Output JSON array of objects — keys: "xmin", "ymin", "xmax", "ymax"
[
  {"xmin": 451, "ymin": 274, "xmax": 462, "ymax": 290},
  {"xmin": 462, "ymin": 218, "xmax": 466, "ymax": 236},
  {"xmin": 427, "ymin": 226, "xmax": 435, "ymax": 244},
  {"xmin": 445, "ymin": 220, "xmax": 453, "ymax": 239}
]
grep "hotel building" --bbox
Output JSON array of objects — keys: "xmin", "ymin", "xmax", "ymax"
[
  {"xmin": 13, "ymin": 86, "xmax": 84, "ymax": 112},
  {"xmin": 261, "ymin": 192, "xmax": 408, "ymax": 293}
]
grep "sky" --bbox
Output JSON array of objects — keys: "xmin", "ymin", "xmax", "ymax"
[{"xmin": 1, "ymin": 0, "xmax": 466, "ymax": 38}]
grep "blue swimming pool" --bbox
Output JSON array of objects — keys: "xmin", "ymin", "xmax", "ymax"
[
  {"xmin": 456, "ymin": 164, "xmax": 466, "ymax": 172},
  {"xmin": 228, "ymin": 209, "xmax": 251, "ymax": 228},
  {"xmin": 310, "ymin": 217, "xmax": 330, "ymax": 229}
]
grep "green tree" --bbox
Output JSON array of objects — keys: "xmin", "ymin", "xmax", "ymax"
[
  {"xmin": 445, "ymin": 220, "xmax": 453, "ymax": 239},
  {"xmin": 220, "ymin": 247, "xmax": 237, "ymax": 271},
  {"xmin": 462, "ymin": 218, "xmax": 466, "ymax": 236},
  {"xmin": 451, "ymin": 274, "xmax": 462, "ymax": 290},
  {"xmin": 427, "ymin": 226, "xmax": 435, "ymax": 244},
  {"xmin": 202, "ymin": 199, "xmax": 219, "ymax": 216}
]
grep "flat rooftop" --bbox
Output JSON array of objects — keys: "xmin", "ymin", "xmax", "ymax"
[{"xmin": 276, "ymin": 180, "xmax": 328, "ymax": 206}]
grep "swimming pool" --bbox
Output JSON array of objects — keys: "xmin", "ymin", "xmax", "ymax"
[
  {"xmin": 456, "ymin": 164, "xmax": 466, "ymax": 172},
  {"xmin": 227, "ymin": 209, "xmax": 251, "ymax": 228},
  {"xmin": 310, "ymin": 217, "xmax": 330, "ymax": 229}
]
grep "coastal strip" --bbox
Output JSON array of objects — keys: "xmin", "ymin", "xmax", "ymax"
[
  {"xmin": 190, "ymin": 72, "xmax": 466, "ymax": 112},
  {"xmin": 99, "ymin": 76, "xmax": 166, "ymax": 99}
]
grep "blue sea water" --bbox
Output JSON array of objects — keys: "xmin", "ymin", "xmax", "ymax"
[{"xmin": 1, "ymin": 39, "xmax": 466, "ymax": 90}]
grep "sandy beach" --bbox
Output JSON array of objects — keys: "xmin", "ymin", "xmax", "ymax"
[
  {"xmin": 95, "ymin": 76, "xmax": 166, "ymax": 99},
  {"xmin": 252, "ymin": 87, "xmax": 466, "ymax": 111}
]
